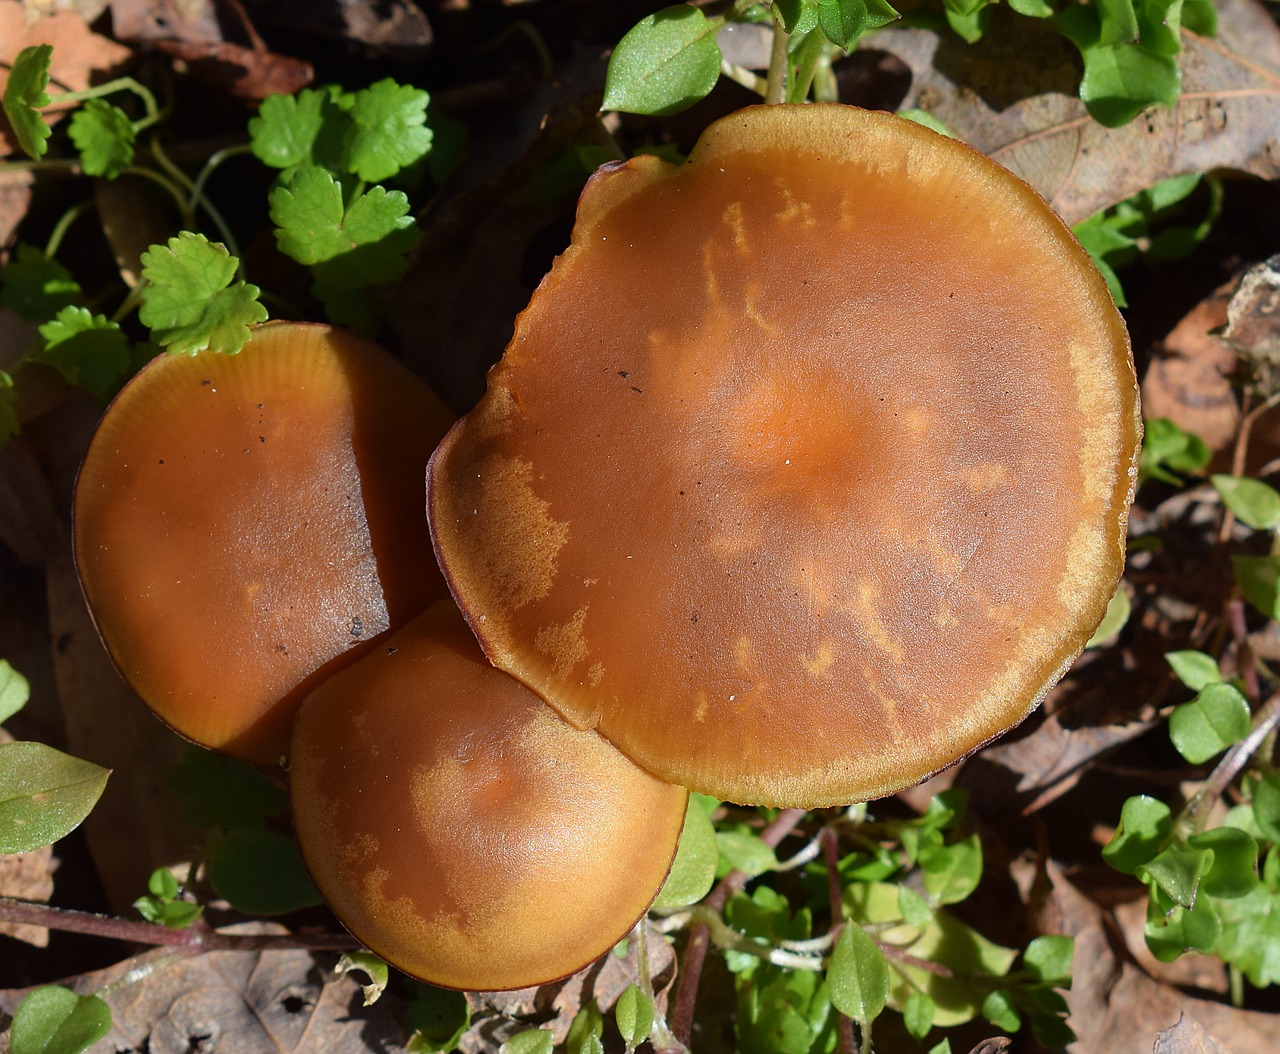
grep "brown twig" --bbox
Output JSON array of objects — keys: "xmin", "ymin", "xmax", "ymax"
[
  {"xmin": 670, "ymin": 808, "xmax": 807, "ymax": 1048},
  {"xmin": 0, "ymin": 897, "xmax": 357, "ymax": 952}
]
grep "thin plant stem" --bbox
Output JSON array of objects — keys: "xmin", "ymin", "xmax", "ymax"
[
  {"xmin": 720, "ymin": 59, "xmax": 768, "ymax": 97},
  {"xmin": 670, "ymin": 808, "xmax": 806, "ymax": 1048},
  {"xmin": 823, "ymin": 830, "xmax": 858, "ymax": 1054},
  {"xmin": 765, "ymin": 24, "xmax": 790, "ymax": 104},
  {"xmin": 188, "ymin": 143, "xmax": 254, "ymax": 219},
  {"xmin": 785, "ymin": 31, "xmax": 826, "ymax": 103},
  {"xmin": 0, "ymin": 896, "xmax": 357, "ymax": 952},
  {"xmin": 44, "ymin": 199, "xmax": 94, "ymax": 258},
  {"xmin": 1183, "ymin": 687, "xmax": 1280, "ymax": 831}
]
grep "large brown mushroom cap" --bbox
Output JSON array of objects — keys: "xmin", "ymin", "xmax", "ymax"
[
  {"xmin": 428, "ymin": 104, "xmax": 1142, "ymax": 808},
  {"xmin": 74, "ymin": 321, "xmax": 453, "ymax": 763},
  {"xmin": 290, "ymin": 600, "xmax": 688, "ymax": 991}
]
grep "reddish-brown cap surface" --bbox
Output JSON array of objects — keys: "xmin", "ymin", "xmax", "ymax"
[
  {"xmin": 290, "ymin": 600, "xmax": 688, "ymax": 991},
  {"xmin": 75, "ymin": 321, "xmax": 453, "ymax": 763},
  {"xmin": 428, "ymin": 104, "xmax": 1142, "ymax": 808}
]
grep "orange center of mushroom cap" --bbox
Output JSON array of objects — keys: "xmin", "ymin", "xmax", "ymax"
[
  {"xmin": 428, "ymin": 104, "xmax": 1142, "ymax": 809},
  {"xmin": 289, "ymin": 599, "xmax": 688, "ymax": 992},
  {"xmin": 74, "ymin": 321, "xmax": 455, "ymax": 764}
]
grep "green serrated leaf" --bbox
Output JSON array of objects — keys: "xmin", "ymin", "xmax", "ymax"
[
  {"xmin": 1164, "ymin": 650, "xmax": 1223, "ymax": 692},
  {"xmin": 1169, "ymin": 682, "xmax": 1251, "ymax": 764},
  {"xmin": 0, "ymin": 741, "xmax": 110, "ymax": 854},
  {"xmin": 1103, "ymin": 795, "xmax": 1172, "ymax": 874},
  {"xmin": 335, "ymin": 951, "xmax": 389, "ymax": 1006},
  {"xmin": 1212, "ymin": 474, "xmax": 1280, "ymax": 531},
  {"xmin": 653, "ymin": 793, "xmax": 717, "ymax": 909},
  {"xmin": 37, "ymin": 306, "xmax": 132, "ymax": 400},
  {"xmin": 344, "ymin": 79, "xmax": 432, "ymax": 182},
  {"xmin": 248, "ymin": 88, "xmax": 347, "ymax": 172},
  {"xmin": 0, "ymin": 659, "xmax": 31, "ymax": 724},
  {"xmin": 10, "ymin": 986, "xmax": 111, "ymax": 1054},
  {"xmin": 615, "ymin": 985, "xmax": 654, "ymax": 1053},
  {"xmin": 138, "ymin": 233, "xmax": 267, "ymax": 355},
  {"xmin": 269, "ymin": 167, "xmax": 418, "ymax": 285},
  {"xmin": 406, "ymin": 984, "xmax": 471, "ymax": 1054},
  {"xmin": 827, "ymin": 923, "xmax": 889, "ymax": 1024},
  {"xmin": 208, "ymin": 827, "xmax": 321, "ymax": 915},
  {"xmin": 2, "ymin": 45, "xmax": 54, "ymax": 160},
  {"xmin": 68, "ymin": 98, "xmax": 136, "ymax": 179},
  {"xmin": 0, "ymin": 244, "xmax": 82, "ymax": 320},
  {"xmin": 1023, "ymin": 935, "xmax": 1075, "ymax": 985},
  {"xmin": 603, "ymin": 5, "xmax": 723, "ymax": 116}
]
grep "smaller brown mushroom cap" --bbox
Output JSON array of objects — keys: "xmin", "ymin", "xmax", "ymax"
[
  {"xmin": 290, "ymin": 599, "xmax": 688, "ymax": 992},
  {"xmin": 74, "ymin": 322, "xmax": 453, "ymax": 763}
]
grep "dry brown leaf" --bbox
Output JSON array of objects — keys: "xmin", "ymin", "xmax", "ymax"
[
  {"xmin": 1155, "ymin": 1014, "xmax": 1233, "ymax": 1054},
  {"xmin": 0, "ymin": 1, "xmax": 133, "ymax": 158},
  {"xmin": 108, "ymin": 0, "xmax": 222, "ymax": 45},
  {"xmin": 0, "ymin": 925, "xmax": 409, "ymax": 1053},
  {"xmin": 875, "ymin": 0, "xmax": 1280, "ymax": 225}
]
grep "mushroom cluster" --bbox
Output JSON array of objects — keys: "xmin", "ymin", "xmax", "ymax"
[{"xmin": 74, "ymin": 103, "xmax": 1141, "ymax": 992}]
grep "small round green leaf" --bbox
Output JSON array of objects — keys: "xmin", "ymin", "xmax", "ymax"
[
  {"xmin": 406, "ymin": 984, "xmax": 470, "ymax": 1054},
  {"xmin": 903, "ymin": 990, "xmax": 935, "ymax": 1040},
  {"xmin": 980, "ymin": 989, "xmax": 1021, "ymax": 1032},
  {"xmin": 603, "ymin": 5, "xmax": 722, "ymax": 116},
  {"xmin": 501, "ymin": 1029, "xmax": 554, "ymax": 1054},
  {"xmin": 1103, "ymin": 795, "xmax": 1172, "ymax": 874},
  {"xmin": 653, "ymin": 794, "xmax": 718, "ymax": 909},
  {"xmin": 0, "ymin": 742, "xmax": 110, "ymax": 854},
  {"xmin": 921, "ymin": 834, "xmax": 983, "ymax": 905},
  {"xmin": 716, "ymin": 828, "xmax": 779, "ymax": 877},
  {"xmin": 0, "ymin": 658, "xmax": 31, "ymax": 724},
  {"xmin": 208, "ymin": 827, "xmax": 321, "ymax": 915},
  {"xmin": 10, "ymin": 986, "xmax": 111, "ymax": 1054},
  {"xmin": 1164, "ymin": 650, "xmax": 1223, "ymax": 692},
  {"xmin": 1169, "ymin": 683, "xmax": 1251, "ymax": 764},
  {"xmin": 827, "ymin": 923, "xmax": 889, "ymax": 1024},
  {"xmin": 615, "ymin": 984, "xmax": 654, "ymax": 1053},
  {"xmin": 565, "ymin": 1002, "xmax": 605, "ymax": 1054},
  {"xmin": 1213, "ymin": 474, "xmax": 1280, "ymax": 530},
  {"xmin": 1023, "ymin": 935, "xmax": 1075, "ymax": 985},
  {"xmin": 1190, "ymin": 827, "xmax": 1260, "ymax": 900},
  {"xmin": 1140, "ymin": 843, "xmax": 1212, "ymax": 909}
]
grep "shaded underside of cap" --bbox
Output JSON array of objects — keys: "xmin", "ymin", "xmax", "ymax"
[
  {"xmin": 75, "ymin": 321, "xmax": 454, "ymax": 763},
  {"xmin": 290, "ymin": 600, "xmax": 688, "ymax": 991},
  {"xmin": 429, "ymin": 104, "xmax": 1142, "ymax": 808}
]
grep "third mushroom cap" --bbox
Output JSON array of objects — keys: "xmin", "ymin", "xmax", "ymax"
[{"xmin": 428, "ymin": 104, "xmax": 1143, "ymax": 809}]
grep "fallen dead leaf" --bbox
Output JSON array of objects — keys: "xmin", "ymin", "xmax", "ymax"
[
  {"xmin": 1155, "ymin": 1014, "xmax": 1233, "ymax": 1053},
  {"xmin": 0, "ymin": 924, "xmax": 408, "ymax": 1053},
  {"xmin": 874, "ymin": 0, "xmax": 1280, "ymax": 224},
  {"xmin": 108, "ymin": 0, "xmax": 222, "ymax": 46}
]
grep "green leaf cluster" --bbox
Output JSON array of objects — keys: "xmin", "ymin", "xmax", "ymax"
[
  {"xmin": 133, "ymin": 867, "xmax": 203, "ymax": 929},
  {"xmin": 1074, "ymin": 173, "xmax": 1222, "ymax": 306},
  {"xmin": 1138, "ymin": 417, "xmax": 1211, "ymax": 486},
  {"xmin": 250, "ymin": 80, "xmax": 431, "ymax": 330}
]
